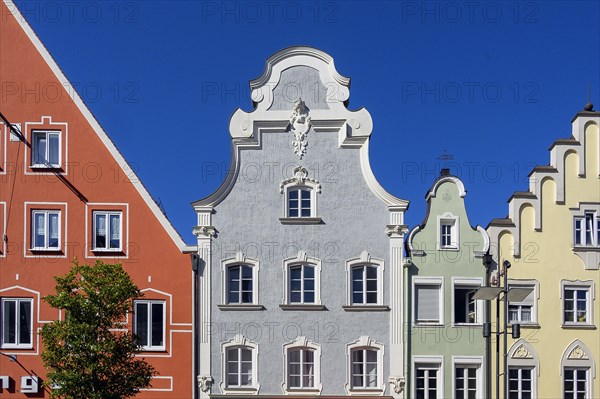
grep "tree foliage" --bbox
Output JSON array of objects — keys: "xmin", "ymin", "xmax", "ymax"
[{"xmin": 41, "ymin": 260, "xmax": 155, "ymax": 399}]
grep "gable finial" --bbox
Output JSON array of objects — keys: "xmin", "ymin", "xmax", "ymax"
[
  {"xmin": 436, "ymin": 149, "xmax": 454, "ymax": 172},
  {"xmin": 584, "ymin": 81, "xmax": 594, "ymax": 111}
]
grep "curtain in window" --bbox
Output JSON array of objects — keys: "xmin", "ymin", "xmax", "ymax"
[
  {"xmin": 96, "ymin": 214, "xmax": 106, "ymax": 235},
  {"xmin": 34, "ymin": 213, "xmax": 45, "ymax": 248},
  {"xmin": 49, "ymin": 213, "xmax": 59, "ymax": 245},
  {"xmin": 109, "ymin": 214, "xmax": 120, "ymax": 249}
]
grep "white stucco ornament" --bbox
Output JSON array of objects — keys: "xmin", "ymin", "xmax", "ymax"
[
  {"xmin": 289, "ymin": 98, "xmax": 311, "ymax": 159},
  {"xmin": 197, "ymin": 375, "xmax": 212, "ymax": 392},
  {"xmin": 390, "ymin": 376, "xmax": 405, "ymax": 394}
]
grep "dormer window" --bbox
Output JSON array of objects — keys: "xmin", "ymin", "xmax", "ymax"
[{"xmin": 280, "ymin": 167, "xmax": 322, "ymax": 224}]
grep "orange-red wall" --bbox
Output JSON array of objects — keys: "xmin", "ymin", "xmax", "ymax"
[{"xmin": 0, "ymin": 2, "xmax": 193, "ymax": 397}]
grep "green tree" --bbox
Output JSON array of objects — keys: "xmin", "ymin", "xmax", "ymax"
[{"xmin": 41, "ymin": 260, "xmax": 155, "ymax": 399}]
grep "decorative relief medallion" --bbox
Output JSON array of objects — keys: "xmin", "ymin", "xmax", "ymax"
[
  {"xmin": 289, "ymin": 99, "xmax": 311, "ymax": 159},
  {"xmin": 280, "ymin": 166, "xmax": 321, "ymax": 193},
  {"xmin": 513, "ymin": 345, "xmax": 532, "ymax": 359},
  {"xmin": 389, "ymin": 376, "xmax": 406, "ymax": 394},
  {"xmin": 568, "ymin": 346, "xmax": 588, "ymax": 360},
  {"xmin": 443, "ymin": 189, "xmax": 452, "ymax": 202},
  {"xmin": 197, "ymin": 375, "xmax": 213, "ymax": 392}
]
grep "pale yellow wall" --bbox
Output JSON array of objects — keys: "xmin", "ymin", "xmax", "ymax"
[{"xmin": 491, "ymin": 121, "xmax": 600, "ymax": 398}]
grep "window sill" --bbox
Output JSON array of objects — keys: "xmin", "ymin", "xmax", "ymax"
[
  {"xmin": 217, "ymin": 304, "xmax": 265, "ymax": 311},
  {"xmin": 414, "ymin": 323, "xmax": 443, "ymax": 327},
  {"xmin": 573, "ymin": 246, "xmax": 600, "ymax": 251},
  {"xmin": 348, "ymin": 388, "xmax": 384, "ymax": 393},
  {"xmin": 561, "ymin": 323, "xmax": 596, "ymax": 330},
  {"xmin": 439, "ymin": 246, "xmax": 459, "ymax": 251},
  {"xmin": 342, "ymin": 305, "xmax": 390, "ymax": 312},
  {"xmin": 92, "ymin": 249, "xmax": 125, "ymax": 255},
  {"xmin": 452, "ymin": 323, "xmax": 482, "ymax": 327},
  {"xmin": 509, "ymin": 322, "xmax": 540, "ymax": 328},
  {"xmin": 279, "ymin": 304, "xmax": 327, "ymax": 311},
  {"xmin": 30, "ymin": 248, "xmax": 62, "ymax": 253},
  {"xmin": 279, "ymin": 217, "xmax": 323, "ymax": 225},
  {"xmin": 30, "ymin": 164, "xmax": 61, "ymax": 170},
  {"xmin": 284, "ymin": 388, "xmax": 321, "ymax": 394},
  {"xmin": 0, "ymin": 345, "xmax": 34, "ymax": 351},
  {"xmin": 221, "ymin": 387, "xmax": 259, "ymax": 394},
  {"xmin": 139, "ymin": 348, "xmax": 167, "ymax": 353}
]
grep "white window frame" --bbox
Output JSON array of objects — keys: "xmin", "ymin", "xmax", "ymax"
[
  {"xmin": 573, "ymin": 207, "xmax": 600, "ymax": 247},
  {"xmin": 345, "ymin": 252, "xmax": 384, "ymax": 307},
  {"xmin": 31, "ymin": 130, "xmax": 61, "ymax": 168},
  {"xmin": 413, "ymin": 276, "xmax": 444, "ymax": 325},
  {"xmin": 560, "ymin": 280, "xmax": 595, "ymax": 326},
  {"xmin": 220, "ymin": 334, "xmax": 259, "ymax": 394},
  {"xmin": 282, "ymin": 252, "xmax": 321, "ymax": 306},
  {"xmin": 452, "ymin": 356, "xmax": 483, "ymax": 399},
  {"xmin": 563, "ymin": 367, "xmax": 590, "ymax": 399},
  {"xmin": 221, "ymin": 254, "xmax": 260, "ymax": 306},
  {"xmin": 451, "ymin": 277, "xmax": 483, "ymax": 326},
  {"xmin": 437, "ymin": 213, "xmax": 459, "ymax": 250},
  {"xmin": 282, "ymin": 336, "xmax": 322, "ymax": 394},
  {"xmin": 92, "ymin": 211, "xmax": 122, "ymax": 251},
  {"xmin": 561, "ymin": 340, "xmax": 596, "ymax": 399},
  {"xmin": 133, "ymin": 300, "xmax": 166, "ymax": 351},
  {"xmin": 508, "ymin": 366, "xmax": 535, "ymax": 399},
  {"xmin": 507, "ymin": 339, "xmax": 539, "ymax": 398},
  {"xmin": 345, "ymin": 336, "xmax": 384, "ymax": 394},
  {"xmin": 507, "ymin": 279, "xmax": 539, "ymax": 325},
  {"xmin": 413, "ymin": 356, "xmax": 443, "ymax": 399},
  {"xmin": 280, "ymin": 166, "xmax": 321, "ymax": 220},
  {"xmin": 30, "ymin": 210, "xmax": 61, "ymax": 251},
  {"xmin": 1, "ymin": 298, "xmax": 34, "ymax": 349}
]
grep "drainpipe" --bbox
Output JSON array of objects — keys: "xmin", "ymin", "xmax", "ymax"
[
  {"xmin": 403, "ymin": 258, "xmax": 411, "ymax": 399},
  {"xmin": 483, "ymin": 254, "xmax": 492, "ymax": 399},
  {"xmin": 191, "ymin": 254, "xmax": 200, "ymax": 399}
]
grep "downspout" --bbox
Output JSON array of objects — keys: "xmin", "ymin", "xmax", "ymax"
[
  {"xmin": 191, "ymin": 254, "xmax": 200, "ymax": 399},
  {"xmin": 403, "ymin": 259, "xmax": 411, "ymax": 399},
  {"xmin": 483, "ymin": 254, "xmax": 492, "ymax": 399}
]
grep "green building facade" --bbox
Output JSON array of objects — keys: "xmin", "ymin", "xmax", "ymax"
[{"xmin": 406, "ymin": 169, "xmax": 490, "ymax": 399}]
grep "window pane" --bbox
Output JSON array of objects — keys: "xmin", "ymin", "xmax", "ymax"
[
  {"xmin": 301, "ymin": 208, "xmax": 311, "ymax": 217},
  {"xmin": 109, "ymin": 214, "xmax": 121, "ymax": 249},
  {"xmin": 135, "ymin": 303, "xmax": 148, "ymax": 346},
  {"xmin": 241, "ymin": 266, "xmax": 252, "ymax": 278},
  {"xmin": 304, "ymin": 266, "xmax": 314, "ymax": 279},
  {"xmin": 289, "ymin": 190, "xmax": 298, "ymax": 199},
  {"xmin": 18, "ymin": 301, "xmax": 31, "ymax": 345},
  {"xmin": 48, "ymin": 133, "xmax": 59, "ymax": 165},
  {"xmin": 366, "ymin": 292, "xmax": 378, "ymax": 304},
  {"xmin": 34, "ymin": 133, "xmax": 46, "ymax": 164},
  {"xmin": 151, "ymin": 303, "xmax": 163, "ymax": 347},
  {"xmin": 304, "ymin": 292, "xmax": 315, "ymax": 303},
  {"xmin": 3, "ymin": 301, "xmax": 16, "ymax": 344},
  {"xmin": 49, "ymin": 212, "xmax": 59, "ymax": 248},
  {"xmin": 34, "ymin": 212, "xmax": 46, "ymax": 248},
  {"xmin": 95, "ymin": 214, "xmax": 106, "ymax": 249}
]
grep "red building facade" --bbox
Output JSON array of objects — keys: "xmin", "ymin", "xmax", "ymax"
[{"xmin": 0, "ymin": 1, "xmax": 195, "ymax": 397}]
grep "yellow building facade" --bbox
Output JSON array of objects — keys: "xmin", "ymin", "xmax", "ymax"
[{"xmin": 488, "ymin": 108, "xmax": 600, "ymax": 398}]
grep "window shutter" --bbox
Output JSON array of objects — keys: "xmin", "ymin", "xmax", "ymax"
[{"xmin": 416, "ymin": 284, "xmax": 440, "ymax": 322}]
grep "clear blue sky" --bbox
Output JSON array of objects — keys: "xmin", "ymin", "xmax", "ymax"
[{"xmin": 16, "ymin": 1, "xmax": 600, "ymax": 243}]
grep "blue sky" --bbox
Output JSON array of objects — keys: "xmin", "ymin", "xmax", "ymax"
[{"xmin": 16, "ymin": 0, "xmax": 600, "ymax": 243}]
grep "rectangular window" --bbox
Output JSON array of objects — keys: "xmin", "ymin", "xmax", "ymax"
[
  {"xmin": 227, "ymin": 265, "xmax": 253, "ymax": 304},
  {"xmin": 289, "ymin": 264, "xmax": 315, "ymax": 304},
  {"xmin": 508, "ymin": 368, "xmax": 533, "ymax": 399},
  {"xmin": 226, "ymin": 347, "xmax": 253, "ymax": 387},
  {"xmin": 455, "ymin": 366, "xmax": 477, "ymax": 399},
  {"xmin": 32, "ymin": 130, "xmax": 60, "ymax": 167},
  {"xmin": 574, "ymin": 212, "xmax": 599, "ymax": 247},
  {"xmin": 1, "ymin": 298, "xmax": 33, "ymax": 348},
  {"xmin": 563, "ymin": 287, "xmax": 590, "ymax": 325},
  {"xmin": 93, "ymin": 211, "xmax": 122, "ymax": 251},
  {"xmin": 31, "ymin": 210, "xmax": 60, "ymax": 250},
  {"xmin": 415, "ymin": 284, "xmax": 441, "ymax": 324},
  {"xmin": 454, "ymin": 286, "xmax": 478, "ymax": 324},
  {"xmin": 351, "ymin": 265, "xmax": 378, "ymax": 305},
  {"xmin": 288, "ymin": 188, "xmax": 311, "ymax": 218},
  {"xmin": 351, "ymin": 349, "xmax": 378, "ymax": 388},
  {"xmin": 564, "ymin": 368, "xmax": 588, "ymax": 399},
  {"xmin": 441, "ymin": 223, "xmax": 453, "ymax": 247},
  {"xmin": 415, "ymin": 364, "xmax": 439, "ymax": 399},
  {"xmin": 134, "ymin": 301, "xmax": 165, "ymax": 351},
  {"xmin": 508, "ymin": 285, "xmax": 535, "ymax": 324},
  {"xmin": 288, "ymin": 348, "xmax": 314, "ymax": 389}
]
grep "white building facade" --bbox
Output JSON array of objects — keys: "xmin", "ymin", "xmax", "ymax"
[{"xmin": 193, "ymin": 47, "xmax": 409, "ymax": 398}]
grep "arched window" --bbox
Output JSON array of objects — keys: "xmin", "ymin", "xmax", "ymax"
[
  {"xmin": 282, "ymin": 337, "xmax": 322, "ymax": 393},
  {"xmin": 345, "ymin": 252, "xmax": 385, "ymax": 309},
  {"xmin": 345, "ymin": 336, "xmax": 384, "ymax": 394},
  {"xmin": 561, "ymin": 340, "xmax": 596, "ymax": 399},
  {"xmin": 220, "ymin": 253, "xmax": 261, "ymax": 309},
  {"xmin": 507, "ymin": 339, "xmax": 540, "ymax": 399},
  {"xmin": 282, "ymin": 251, "xmax": 322, "ymax": 308},
  {"xmin": 280, "ymin": 167, "xmax": 321, "ymax": 223},
  {"xmin": 221, "ymin": 335, "xmax": 259, "ymax": 393}
]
